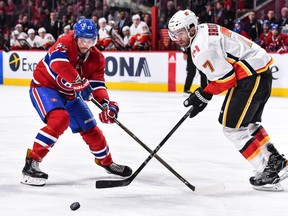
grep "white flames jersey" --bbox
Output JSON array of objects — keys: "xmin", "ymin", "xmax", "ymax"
[
  {"xmin": 191, "ymin": 23, "xmax": 273, "ymax": 82},
  {"xmin": 26, "ymin": 35, "xmax": 41, "ymax": 48},
  {"xmin": 130, "ymin": 21, "xmax": 150, "ymax": 36},
  {"xmin": 34, "ymin": 33, "xmax": 55, "ymax": 48},
  {"xmin": 98, "ymin": 25, "xmax": 113, "ymax": 39}
]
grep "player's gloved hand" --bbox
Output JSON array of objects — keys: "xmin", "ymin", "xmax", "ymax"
[
  {"xmin": 99, "ymin": 101, "xmax": 119, "ymax": 124},
  {"xmin": 71, "ymin": 76, "xmax": 93, "ymax": 101},
  {"xmin": 183, "ymin": 87, "xmax": 212, "ymax": 118}
]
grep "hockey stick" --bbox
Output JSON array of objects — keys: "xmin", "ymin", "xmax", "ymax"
[{"xmin": 92, "ymin": 98, "xmax": 225, "ymax": 195}]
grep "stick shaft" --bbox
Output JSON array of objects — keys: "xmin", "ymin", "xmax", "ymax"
[{"xmin": 92, "ymin": 98, "xmax": 194, "ymax": 190}]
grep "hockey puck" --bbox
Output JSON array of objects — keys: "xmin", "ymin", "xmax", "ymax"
[{"xmin": 70, "ymin": 202, "xmax": 80, "ymax": 211}]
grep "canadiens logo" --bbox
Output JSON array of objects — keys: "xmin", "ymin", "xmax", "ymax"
[
  {"xmin": 9, "ymin": 53, "xmax": 21, "ymax": 71},
  {"xmin": 55, "ymin": 76, "xmax": 73, "ymax": 91}
]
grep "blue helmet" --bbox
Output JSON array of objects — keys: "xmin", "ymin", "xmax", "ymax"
[
  {"xmin": 74, "ymin": 18, "xmax": 98, "ymax": 39},
  {"xmin": 262, "ymin": 20, "xmax": 270, "ymax": 26},
  {"xmin": 271, "ymin": 24, "xmax": 279, "ymax": 30}
]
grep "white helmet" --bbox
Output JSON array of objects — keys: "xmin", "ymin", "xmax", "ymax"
[
  {"xmin": 168, "ymin": 9, "xmax": 198, "ymax": 41},
  {"xmin": 98, "ymin": 17, "xmax": 106, "ymax": 24},
  {"xmin": 27, "ymin": 28, "xmax": 35, "ymax": 34},
  {"xmin": 132, "ymin": 14, "xmax": 140, "ymax": 21}
]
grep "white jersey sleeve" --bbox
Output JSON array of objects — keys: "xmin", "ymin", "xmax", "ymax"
[{"xmin": 191, "ymin": 24, "xmax": 273, "ymax": 82}]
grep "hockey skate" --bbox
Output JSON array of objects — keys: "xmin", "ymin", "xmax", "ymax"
[
  {"xmin": 21, "ymin": 149, "xmax": 48, "ymax": 186},
  {"xmin": 250, "ymin": 144, "xmax": 288, "ymax": 191},
  {"xmin": 95, "ymin": 159, "xmax": 132, "ymax": 177}
]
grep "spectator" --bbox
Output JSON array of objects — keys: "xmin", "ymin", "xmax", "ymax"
[
  {"xmin": 31, "ymin": 7, "xmax": 47, "ymax": 27},
  {"xmin": 0, "ymin": 2, "xmax": 7, "ymax": 32},
  {"xmin": 278, "ymin": 7, "xmax": 288, "ymax": 32},
  {"xmin": 158, "ymin": 15, "xmax": 168, "ymax": 29},
  {"xmin": 83, "ymin": 3, "xmax": 93, "ymax": 18},
  {"xmin": 243, "ymin": 10, "xmax": 262, "ymax": 42},
  {"xmin": 36, "ymin": 27, "xmax": 55, "ymax": 50},
  {"xmin": 107, "ymin": 7, "xmax": 119, "ymax": 25},
  {"xmin": 91, "ymin": 15, "xmax": 99, "ymax": 28},
  {"xmin": 91, "ymin": 1, "xmax": 103, "ymax": 18},
  {"xmin": 259, "ymin": 20, "xmax": 271, "ymax": 49},
  {"xmin": 215, "ymin": 0, "xmax": 233, "ymax": 29},
  {"xmin": 128, "ymin": 14, "xmax": 151, "ymax": 51},
  {"xmin": 44, "ymin": 12, "xmax": 62, "ymax": 40},
  {"xmin": 68, "ymin": 15, "xmax": 77, "ymax": 30},
  {"xmin": 61, "ymin": 14, "xmax": 69, "ymax": 28},
  {"xmin": 6, "ymin": 0, "xmax": 17, "ymax": 28},
  {"xmin": 16, "ymin": 0, "xmax": 30, "ymax": 18},
  {"xmin": 165, "ymin": 1, "xmax": 177, "ymax": 24},
  {"xmin": 21, "ymin": 15, "xmax": 34, "ymax": 33},
  {"xmin": 117, "ymin": 9, "xmax": 132, "ymax": 38},
  {"xmin": 65, "ymin": 5, "xmax": 74, "ymax": 21},
  {"xmin": 233, "ymin": 20, "xmax": 250, "ymax": 39},
  {"xmin": 199, "ymin": 2, "xmax": 214, "ymax": 24},
  {"xmin": 143, "ymin": 12, "xmax": 151, "ymax": 28},
  {"xmin": 75, "ymin": 4, "xmax": 85, "ymax": 20},
  {"xmin": 266, "ymin": 10, "xmax": 278, "ymax": 25},
  {"xmin": 26, "ymin": 28, "xmax": 40, "ymax": 49},
  {"xmin": 266, "ymin": 24, "xmax": 288, "ymax": 54}
]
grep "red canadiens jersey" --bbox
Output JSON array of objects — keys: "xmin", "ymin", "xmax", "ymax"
[
  {"xmin": 31, "ymin": 32, "xmax": 109, "ymax": 102},
  {"xmin": 265, "ymin": 33, "xmax": 288, "ymax": 52}
]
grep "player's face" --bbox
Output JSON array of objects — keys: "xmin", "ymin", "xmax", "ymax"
[
  {"xmin": 28, "ymin": 33, "xmax": 35, "ymax": 39},
  {"xmin": 170, "ymin": 27, "xmax": 190, "ymax": 47},
  {"xmin": 77, "ymin": 37, "xmax": 95, "ymax": 54}
]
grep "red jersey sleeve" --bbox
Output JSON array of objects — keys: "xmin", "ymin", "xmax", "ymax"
[{"xmin": 48, "ymin": 35, "xmax": 79, "ymax": 83}]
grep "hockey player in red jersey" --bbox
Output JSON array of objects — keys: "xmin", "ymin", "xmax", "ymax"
[
  {"xmin": 168, "ymin": 10, "xmax": 288, "ymax": 190},
  {"xmin": 265, "ymin": 24, "xmax": 288, "ymax": 54},
  {"xmin": 21, "ymin": 18, "xmax": 132, "ymax": 186}
]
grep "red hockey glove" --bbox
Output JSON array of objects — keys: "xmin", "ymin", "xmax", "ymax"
[
  {"xmin": 71, "ymin": 76, "xmax": 93, "ymax": 101},
  {"xmin": 99, "ymin": 101, "xmax": 119, "ymax": 124},
  {"xmin": 183, "ymin": 87, "xmax": 212, "ymax": 118}
]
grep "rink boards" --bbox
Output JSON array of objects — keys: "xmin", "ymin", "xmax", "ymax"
[{"xmin": 0, "ymin": 51, "xmax": 287, "ymax": 96}]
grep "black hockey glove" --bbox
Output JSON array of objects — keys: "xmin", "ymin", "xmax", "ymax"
[
  {"xmin": 183, "ymin": 87, "xmax": 212, "ymax": 118},
  {"xmin": 3, "ymin": 39, "xmax": 11, "ymax": 52}
]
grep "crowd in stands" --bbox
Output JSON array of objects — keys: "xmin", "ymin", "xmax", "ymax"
[{"xmin": 0, "ymin": 0, "xmax": 288, "ymax": 53}]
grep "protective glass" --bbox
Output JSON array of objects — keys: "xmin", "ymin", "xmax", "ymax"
[{"xmin": 168, "ymin": 28, "xmax": 187, "ymax": 41}]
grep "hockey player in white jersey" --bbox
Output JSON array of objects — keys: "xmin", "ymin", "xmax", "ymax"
[
  {"xmin": 168, "ymin": 9, "xmax": 288, "ymax": 191},
  {"xmin": 96, "ymin": 17, "xmax": 125, "ymax": 50},
  {"xmin": 26, "ymin": 28, "xmax": 41, "ymax": 49},
  {"xmin": 128, "ymin": 14, "xmax": 151, "ymax": 50}
]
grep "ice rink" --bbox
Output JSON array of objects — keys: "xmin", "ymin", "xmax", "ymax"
[{"xmin": 1, "ymin": 85, "xmax": 288, "ymax": 216}]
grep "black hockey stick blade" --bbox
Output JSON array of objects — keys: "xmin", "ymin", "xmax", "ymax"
[
  {"xmin": 96, "ymin": 176, "xmax": 133, "ymax": 189},
  {"xmin": 96, "ymin": 177, "xmax": 225, "ymax": 195}
]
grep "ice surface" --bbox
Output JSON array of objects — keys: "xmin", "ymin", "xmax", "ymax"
[{"xmin": 0, "ymin": 85, "xmax": 288, "ymax": 216}]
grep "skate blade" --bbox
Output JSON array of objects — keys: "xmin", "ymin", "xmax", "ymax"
[
  {"xmin": 279, "ymin": 171, "xmax": 288, "ymax": 182},
  {"xmin": 253, "ymin": 183, "xmax": 284, "ymax": 192},
  {"xmin": 21, "ymin": 175, "xmax": 46, "ymax": 186}
]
